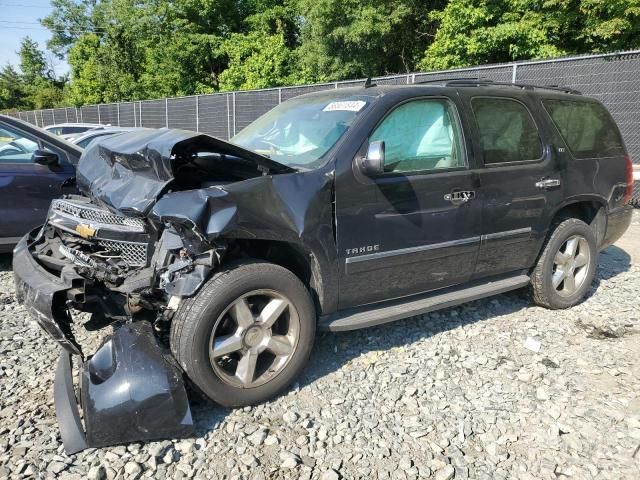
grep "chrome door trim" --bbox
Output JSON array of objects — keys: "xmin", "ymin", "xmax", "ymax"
[{"xmin": 345, "ymin": 236, "xmax": 481, "ymax": 264}]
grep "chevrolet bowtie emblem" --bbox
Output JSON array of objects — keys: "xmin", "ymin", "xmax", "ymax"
[{"xmin": 75, "ymin": 224, "xmax": 96, "ymax": 238}]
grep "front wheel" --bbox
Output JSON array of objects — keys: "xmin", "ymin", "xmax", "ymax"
[
  {"xmin": 531, "ymin": 218, "xmax": 598, "ymax": 309},
  {"xmin": 170, "ymin": 260, "xmax": 315, "ymax": 407}
]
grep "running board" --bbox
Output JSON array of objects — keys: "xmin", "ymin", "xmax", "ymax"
[{"xmin": 319, "ymin": 274, "xmax": 530, "ymax": 331}]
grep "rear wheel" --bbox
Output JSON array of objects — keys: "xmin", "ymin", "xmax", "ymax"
[
  {"xmin": 531, "ymin": 218, "xmax": 597, "ymax": 309},
  {"xmin": 170, "ymin": 260, "xmax": 315, "ymax": 407}
]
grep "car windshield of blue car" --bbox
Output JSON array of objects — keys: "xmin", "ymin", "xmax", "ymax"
[{"xmin": 232, "ymin": 93, "xmax": 374, "ymax": 168}]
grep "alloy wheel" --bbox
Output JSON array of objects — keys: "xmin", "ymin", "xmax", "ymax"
[
  {"xmin": 552, "ymin": 235, "xmax": 591, "ymax": 297},
  {"xmin": 208, "ymin": 289, "xmax": 300, "ymax": 388}
]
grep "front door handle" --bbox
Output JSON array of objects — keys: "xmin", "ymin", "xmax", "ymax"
[
  {"xmin": 535, "ymin": 178, "xmax": 561, "ymax": 190},
  {"xmin": 444, "ymin": 190, "xmax": 475, "ymax": 203}
]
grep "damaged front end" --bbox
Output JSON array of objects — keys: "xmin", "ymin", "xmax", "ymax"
[
  {"xmin": 14, "ymin": 127, "xmax": 331, "ymax": 453},
  {"xmin": 14, "ymin": 194, "xmax": 208, "ymax": 453},
  {"xmin": 13, "ymin": 129, "xmax": 280, "ymax": 453},
  {"xmin": 37, "ymin": 194, "xmax": 219, "ymax": 335}
]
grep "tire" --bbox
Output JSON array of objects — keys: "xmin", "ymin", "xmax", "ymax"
[
  {"xmin": 531, "ymin": 218, "xmax": 598, "ymax": 309},
  {"xmin": 170, "ymin": 260, "xmax": 315, "ymax": 407}
]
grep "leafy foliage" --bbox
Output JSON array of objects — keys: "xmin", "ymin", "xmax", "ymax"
[
  {"xmin": 420, "ymin": 0, "xmax": 640, "ymax": 70},
  {"xmin": 295, "ymin": 0, "xmax": 444, "ymax": 81},
  {"xmin": 0, "ymin": 38, "xmax": 65, "ymax": 111},
  {"xmin": 2, "ymin": 0, "xmax": 640, "ymax": 111}
]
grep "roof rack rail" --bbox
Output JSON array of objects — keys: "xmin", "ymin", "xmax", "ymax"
[
  {"xmin": 414, "ymin": 76, "xmax": 483, "ymax": 85},
  {"xmin": 442, "ymin": 78, "xmax": 582, "ymax": 95},
  {"xmin": 414, "ymin": 77, "xmax": 581, "ymax": 95}
]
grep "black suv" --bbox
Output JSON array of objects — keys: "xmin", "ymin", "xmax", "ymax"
[{"xmin": 14, "ymin": 80, "xmax": 633, "ymax": 451}]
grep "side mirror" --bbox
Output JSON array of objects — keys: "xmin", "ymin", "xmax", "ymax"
[
  {"xmin": 357, "ymin": 140, "xmax": 385, "ymax": 177},
  {"xmin": 32, "ymin": 149, "xmax": 59, "ymax": 166}
]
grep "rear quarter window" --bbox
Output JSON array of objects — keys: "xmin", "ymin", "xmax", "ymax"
[{"xmin": 542, "ymin": 99, "xmax": 625, "ymax": 159}]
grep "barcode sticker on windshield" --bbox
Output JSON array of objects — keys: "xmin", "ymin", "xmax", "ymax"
[{"xmin": 323, "ymin": 101, "xmax": 366, "ymax": 112}]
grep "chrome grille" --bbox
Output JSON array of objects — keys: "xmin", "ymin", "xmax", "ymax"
[
  {"xmin": 52, "ymin": 199, "xmax": 146, "ymax": 230},
  {"xmin": 97, "ymin": 240, "xmax": 148, "ymax": 266}
]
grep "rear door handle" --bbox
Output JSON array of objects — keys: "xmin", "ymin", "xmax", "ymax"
[
  {"xmin": 444, "ymin": 190, "xmax": 475, "ymax": 203},
  {"xmin": 535, "ymin": 178, "xmax": 561, "ymax": 190}
]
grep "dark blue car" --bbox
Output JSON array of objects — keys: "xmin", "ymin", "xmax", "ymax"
[{"xmin": 0, "ymin": 114, "xmax": 82, "ymax": 252}]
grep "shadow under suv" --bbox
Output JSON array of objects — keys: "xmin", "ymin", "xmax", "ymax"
[{"xmin": 13, "ymin": 80, "xmax": 634, "ymax": 452}]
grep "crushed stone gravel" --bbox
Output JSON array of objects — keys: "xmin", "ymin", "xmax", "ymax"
[{"xmin": 1, "ymin": 212, "xmax": 639, "ymax": 479}]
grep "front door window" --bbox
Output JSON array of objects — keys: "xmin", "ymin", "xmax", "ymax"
[
  {"xmin": 0, "ymin": 125, "xmax": 39, "ymax": 164},
  {"xmin": 370, "ymin": 99, "xmax": 465, "ymax": 173}
]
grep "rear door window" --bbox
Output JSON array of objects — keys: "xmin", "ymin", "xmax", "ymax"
[
  {"xmin": 471, "ymin": 97, "xmax": 543, "ymax": 164},
  {"xmin": 542, "ymin": 99, "xmax": 625, "ymax": 159}
]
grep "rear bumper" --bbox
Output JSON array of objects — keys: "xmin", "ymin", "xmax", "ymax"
[{"xmin": 602, "ymin": 204, "xmax": 633, "ymax": 249}]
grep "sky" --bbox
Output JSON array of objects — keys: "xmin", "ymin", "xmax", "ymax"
[{"xmin": 0, "ymin": 0, "xmax": 69, "ymax": 76}]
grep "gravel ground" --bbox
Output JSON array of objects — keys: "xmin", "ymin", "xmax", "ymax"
[{"xmin": 1, "ymin": 211, "xmax": 640, "ymax": 480}]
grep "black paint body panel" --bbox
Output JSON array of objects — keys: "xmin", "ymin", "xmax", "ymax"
[
  {"xmin": 81, "ymin": 322, "xmax": 193, "ymax": 449},
  {"xmin": 12, "ymin": 84, "xmax": 633, "ymax": 452},
  {"xmin": 13, "ymin": 232, "xmax": 83, "ymax": 355},
  {"xmin": 53, "ymin": 323, "xmax": 194, "ymax": 454}
]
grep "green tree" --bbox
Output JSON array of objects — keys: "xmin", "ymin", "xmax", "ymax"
[
  {"xmin": 0, "ymin": 65, "xmax": 27, "ymax": 110},
  {"xmin": 41, "ymin": 0, "xmax": 101, "ymax": 58},
  {"xmin": 15, "ymin": 37, "xmax": 65, "ymax": 109},
  {"xmin": 219, "ymin": 5, "xmax": 303, "ymax": 90},
  {"xmin": 18, "ymin": 37, "xmax": 50, "ymax": 84},
  {"xmin": 294, "ymin": 0, "xmax": 444, "ymax": 82},
  {"xmin": 29, "ymin": 0, "xmax": 640, "ymax": 109},
  {"xmin": 419, "ymin": 0, "xmax": 640, "ymax": 70},
  {"xmin": 45, "ymin": 0, "xmax": 259, "ymax": 102}
]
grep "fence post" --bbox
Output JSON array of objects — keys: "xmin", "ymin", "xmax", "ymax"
[
  {"xmin": 65, "ymin": 108, "xmax": 69, "ymax": 122},
  {"xmin": 232, "ymin": 92, "xmax": 236, "ymax": 137},
  {"xmin": 79, "ymin": 107, "xmax": 83, "ymax": 122},
  {"xmin": 39, "ymin": 110, "xmax": 44, "ymax": 127},
  {"xmin": 226, "ymin": 94, "xmax": 231, "ymax": 140},
  {"xmin": 165, "ymin": 98, "xmax": 169, "ymax": 127},
  {"xmin": 195, "ymin": 95, "xmax": 200, "ymax": 132},
  {"xmin": 97, "ymin": 105, "xmax": 101, "ymax": 124},
  {"xmin": 512, "ymin": 64, "xmax": 518, "ymax": 83},
  {"xmin": 278, "ymin": 88, "xmax": 282, "ymax": 104},
  {"xmin": 139, "ymin": 101, "xmax": 142, "ymax": 127},
  {"xmin": 117, "ymin": 103, "xmax": 120, "ymax": 126}
]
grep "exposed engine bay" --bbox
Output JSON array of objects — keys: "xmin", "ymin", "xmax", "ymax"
[
  {"xmin": 29, "ymin": 128, "xmax": 294, "ymax": 348},
  {"xmin": 32, "ymin": 195, "xmax": 219, "ymax": 341}
]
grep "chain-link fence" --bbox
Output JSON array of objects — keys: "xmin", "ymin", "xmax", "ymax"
[{"xmin": 5, "ymin": 50, "xmax": 640, "ymax": 204}]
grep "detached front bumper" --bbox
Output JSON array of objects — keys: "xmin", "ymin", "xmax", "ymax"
[
  {"xmin": 14, "ymin": 232, "xmax": 84, "ymax": 356},
  {"xmin": 54, "ymin": 323, "xmax": 194, "ymax": 454},
  {"xmin": 13, "ymin": 233, "xmax": 194, "ymax": 454}
]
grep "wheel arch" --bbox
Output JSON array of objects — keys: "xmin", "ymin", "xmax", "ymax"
[
  {"xmin": 547, "ymin": 196, "xmax": 608, "ymax": 247},
  {"xmin": 224, "ymin": 238, "xmax": 332, "ymax": 315}
]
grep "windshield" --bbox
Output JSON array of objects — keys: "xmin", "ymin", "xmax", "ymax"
[{"xmin": 232, "ymin": 92, "xmax": 374, "ymax": 168}]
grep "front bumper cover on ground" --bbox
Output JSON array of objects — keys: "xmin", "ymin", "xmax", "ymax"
[
  {"xmin": 55, "ymin": 322, "xmax": 194, "ymax": 454},
  {"xmin": 13, "ymin": 234, "xmax": 194, "ymax": 454}
]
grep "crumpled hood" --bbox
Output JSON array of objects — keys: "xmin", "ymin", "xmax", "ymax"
[{"xmin": 75, "ymin": 128, "xmax": 292, "ymax": 215}]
